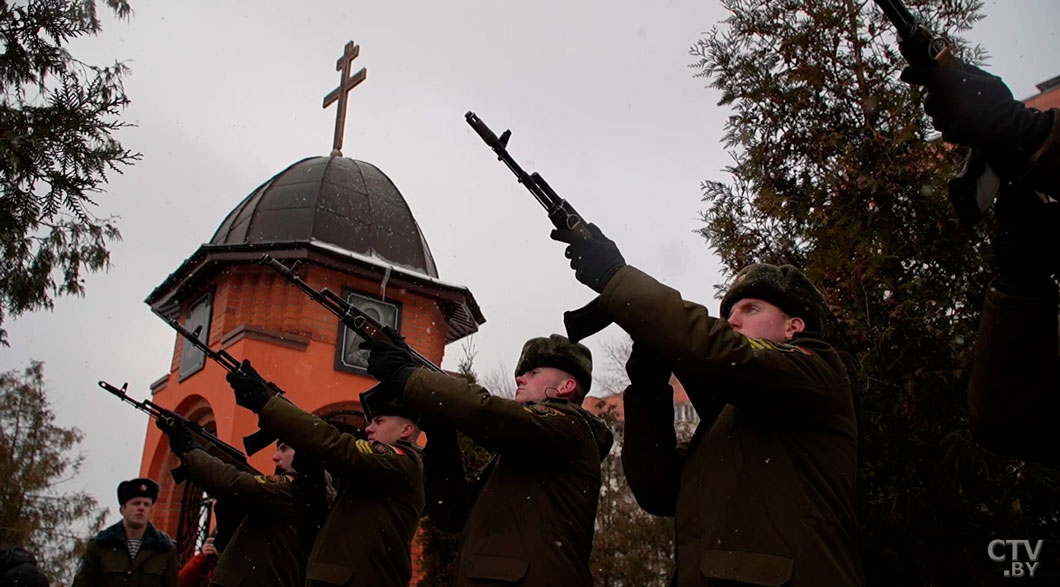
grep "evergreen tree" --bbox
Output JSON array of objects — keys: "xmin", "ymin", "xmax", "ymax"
[
  {"xmin": 690, "ymin": 0, "xmax": 1059, "ymax": 584},
  {"xmin": 590, "ymin": 409, "xmax": 674, "ymax": 587},
  {"xmin": 0, "ymin": 0, "xmax": 138, "ymax": 345},
  {"xmin": 0, "ymin": 361, "xmax": 107, "ymax": 583}
]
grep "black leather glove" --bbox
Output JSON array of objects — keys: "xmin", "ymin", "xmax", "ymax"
[
  {"xmin": 155, "ymin": 418, "xmax": 202, "ymax": 457},
  {"xmin": 225, "ymin": 359, "xmax": 273, "ymax": 413},
  {"xmin": 624, "ymin": 342, "xmax": 672, "ymax": 397},
  {"xmin": 359, "ymin": 339, "xmax": 417, "ymax": 392},
  {"xmin": 993, "ymin": 190, "xmax": 1060, "ymax": 296},
  {"xmin": 550, "ymin": 223, "xmax": 626, "ymax": 294},
  {"xmin": 901, "ymin": 64, "xmax": 1053, "ymax": 172}
]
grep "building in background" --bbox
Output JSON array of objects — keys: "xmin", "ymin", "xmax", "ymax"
[{"xmin": 136, "ymin": 41, "xmax": 485, "ymax": 572}]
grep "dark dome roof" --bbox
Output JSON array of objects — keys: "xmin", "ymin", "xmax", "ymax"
[{"xmin": 211, "ymin": 156, "xmax": 439, "ymax": 277}]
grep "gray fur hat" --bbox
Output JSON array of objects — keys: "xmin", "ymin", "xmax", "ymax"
[
  {"xmin": 515, "ymin": 334, "xmax": 593, "ymax": 392},
  {"xmin": 719, "ymin": 264, "xmax": 829, "ymax": 334}
]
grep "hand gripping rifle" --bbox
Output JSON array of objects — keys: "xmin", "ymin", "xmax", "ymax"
[
  {"xmin": 873, "ymin": 0, "xmax": 999, "ymax": 226},
  {"xmin": 98, "ymin": 380, "xmax": 261, "ymax": 483},
  {"xmin": 160, "ymin": 317, "xmax": 286, "ymax": 456},
  {"xmin": 260, "ymin": 254, "xmax": 444, "ymax": 414},
  {"xmin": 465, "ymin": 111, "xmax": 613, "ymax": 343}
]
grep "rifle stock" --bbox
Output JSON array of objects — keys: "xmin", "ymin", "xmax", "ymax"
[{"xmin": 464, "ymin": 111, "xmax": 613, "ymax": 342}]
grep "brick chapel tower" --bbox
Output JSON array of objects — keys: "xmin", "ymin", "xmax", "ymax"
[{"xmin": 135, "ymin": 41, "xmax": 485, "ymax": 563}]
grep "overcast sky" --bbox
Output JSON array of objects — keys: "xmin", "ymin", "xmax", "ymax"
[{"xmin": 2, "ymin": 0, "xmax": 1056, "ymax": 529}]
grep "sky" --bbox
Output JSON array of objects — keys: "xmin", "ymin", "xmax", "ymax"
[{"xmin": 2, "ymin": 0, "xmax": 1057, "ymax": 529}]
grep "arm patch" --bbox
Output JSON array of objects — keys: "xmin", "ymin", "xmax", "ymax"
[
  {"xmin": 522, "ymin": 405, "xmax": 563, "ymax": 417},
  {"xmin": 356, "ymin": 439, "xmax": 406, "ymax": 456},
  {"xmin": 254, "ymin": 474, "xmax": 293, "ymax": 484}
]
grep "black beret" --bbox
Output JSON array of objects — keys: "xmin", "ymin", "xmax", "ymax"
[
  {"xmin": 117, "ymin": 478, "xmax": 159, "ymax": 505},
  {"xmin": 514, "ymin": 334, "xmax": 593, "ymax": 392},
  {"xmin": 719, "ymin": 263, "xmax": 829, "ymax": 334}
]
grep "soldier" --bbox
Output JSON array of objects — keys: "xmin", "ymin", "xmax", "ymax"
[
  {"xmin": 72, "ymin": 478, "xmax": 179, "ymax": 587},
  {"xmin": 551, "ymin": 222, "xmax": 865, "ymax": 585},
  {"xmin": 360, "ymin": 334, "xmax": 614, "ymax": 586},
  {"xmin": 155, "ymin": 419, "xmax": 305, "ymax": 586},
  {"xmin": 225, "ymin": 363, "xmax": 424, "ymax": 587},
  {"xmin": 901, "ymin": 62, "xmax": 1059, "ymax": 463}
]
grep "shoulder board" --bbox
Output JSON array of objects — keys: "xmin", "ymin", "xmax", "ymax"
[
  {"xmin": 254, "ymin": 474, "xmax": 294, "ymax": 484},
  {"xmin": 746, "ymin": 338, "xmax": 812, "ymax": 355}
]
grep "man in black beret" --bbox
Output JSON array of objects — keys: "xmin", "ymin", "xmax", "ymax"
[
  {"xmin": 551, "ymin": 221, "xmax": 865, "ymax": 586},
  {"xmin": 358, "ymin": 333, "xmax": 614, "ymax": 586},
  {"xmin": 73, "ymin": 477, "xmax": 178, "ymax": 587}
]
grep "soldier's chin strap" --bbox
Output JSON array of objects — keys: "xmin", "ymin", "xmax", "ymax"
[{"xmin": 563, "ymin": 297, "xmax": 612, "ymax": 343}]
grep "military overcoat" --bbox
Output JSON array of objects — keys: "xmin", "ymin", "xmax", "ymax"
[
  {"xmin": 180, "ymin": 448, "xmax": 305, "ymax": 586},
  {"xmin": 257, "ymin": 397, "xmax": 424, "ymax": 587},
  {"xmin": 603, "ymin": 265, "xmax": 864, "ymax": 587},
  {"xmin": 72, "ymin": 521, "xmax": 179, "ymax": 587},
  {"xmin": 404, "ymin": 370, "xmax": 614, "ymax": 586},
  {"xmin": 968, "ymin": 110, "xmax": 1060, "ymax": 464}
]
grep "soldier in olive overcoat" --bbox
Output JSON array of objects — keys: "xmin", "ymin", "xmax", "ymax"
[
  {"xmin": 901, "ymin": 61, "xmax": 1060, "ymax": 463},
  {"xmin": 360, "ymin": 334, "xmax": 614, "ymax": 586},
  {"xmin": 156, "ymin": 419, "xmax": 305, "ymax": 586},
  {"xmin": 225, "ymin": 363, "xmax": 424, "ymax": 587},
  {"xmin": 552, "ymin": 218, "xmax": 866, "ymax": 586}
]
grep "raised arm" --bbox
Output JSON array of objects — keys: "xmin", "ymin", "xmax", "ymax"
[
  {"xmin": 403, "ymin": 370, "xmax": 587, "ymax": 457},
  {"xmin": 181, "ymin": 448, "xmax": 293, "ymax": 508},
  {"xmin": 257, "ymin": 397, "xmax": 420, "ymax": 483},
  {"xmin": 600, "ymin": 266, "xmax": 851, "ymax": 421}
]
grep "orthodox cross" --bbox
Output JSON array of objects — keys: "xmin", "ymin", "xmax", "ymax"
[{"xmin": 323, "ymin": 40, "xmax": 367, "ymax": 157}]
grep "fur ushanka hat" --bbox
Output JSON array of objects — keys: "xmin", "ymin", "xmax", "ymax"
[
  {"xmin": 515, "ymin": 334, "xmax": 593, "ymax": 392},
  {"xmin": 719, "ymin": 263, "xmax": 829, "ymax": 334}
]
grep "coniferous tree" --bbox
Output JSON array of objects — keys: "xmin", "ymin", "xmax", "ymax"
[
  {"xmin": 590, "ymin": 409, "xmax": 675, "ymax": 587},
  {"xmin": 0, "ymin": 361, "xmax": 107, "ymax": 583},
  {"xmin": 690, "ymin": 0, "xmax": 1059, "ymax": 584},
  {"xmin": 0, "ymin": 0, "xmax": 139, "ymax": 345}
]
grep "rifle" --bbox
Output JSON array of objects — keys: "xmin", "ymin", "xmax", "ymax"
[
  {"xmin": 873, "ymin": 0, "xmax": 999, "ymax": 226},
  {"xmin": 464, "ymin": 111, "xmax": 613, "ymax": 342},
  {"xmin": 261, "ymin": 254, "xmax": 444, "ymax": 417},
  {"xmin": 98, "ymin": 380, "xmax": 261, "ymax": 483},
  {"xmin": 158, "ymin": 316, "xmax": 286, "ymax": 456}
]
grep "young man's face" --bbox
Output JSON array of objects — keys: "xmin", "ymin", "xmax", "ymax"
[
  {"xmin": 515, "ymin": 366, "xmax": 576, "ymax": 404},
  {"xmin": 365, "ymin": 415, "xmax": 412, "ymax": 444},
  {"xmin": 120, "ymin": 497, "xmax": 154, "ymax": 530},
  {"xmin": 272, "ymin": 442, "xmax": 295, "ymax": 474},
  {"xmin": 727, "ymin": 297, "xmax": 804, "ymax": 342}
]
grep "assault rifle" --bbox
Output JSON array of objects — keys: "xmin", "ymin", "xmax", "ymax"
[
  {"xmin": 873, "ymin": 0, "xmax": 999, "ymax": 226},
  {"xmin": 261, "ymin": 254, "xmax": 443, "ymax": 416},
  {"xmin": 159, "ymin": 316, "xmax": 286, "ymax": 456},
  {"xmin": 98, "ymin": 380, "xmax": 261, "ymax": 483},
  {"xmin": 464, "ymin": 111, "xmax": 612, "ymax": 342}
]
